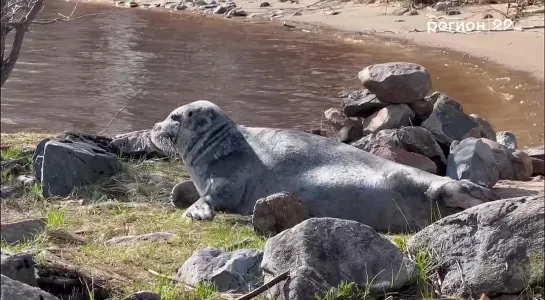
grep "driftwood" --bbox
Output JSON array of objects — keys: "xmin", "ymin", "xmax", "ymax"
[{"xmin": 235, "ymin": 270, "xmax": 290, "ymax": 300}]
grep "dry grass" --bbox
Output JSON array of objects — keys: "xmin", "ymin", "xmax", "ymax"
[
  {"xmin": 1, "ymin": 131, "xmax": 59, "ymax": 149},
  {"xmin": 1, "ymin": 132, "xmax": 265, "ymax": 299}
]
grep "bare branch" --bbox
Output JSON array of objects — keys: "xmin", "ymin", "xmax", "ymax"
[{"xmin": 1, "ymin": 0, "xmax": 44, "ymax": 86}]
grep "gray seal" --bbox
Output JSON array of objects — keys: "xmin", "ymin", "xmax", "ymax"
[{"xmin": 150, "ymin": 100, "xmax": 498, "ymax": 233}]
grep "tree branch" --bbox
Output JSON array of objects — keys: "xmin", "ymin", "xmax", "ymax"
[{"xmin": 1, "ymin": 0, "xmax": 44, "ymax": 86}]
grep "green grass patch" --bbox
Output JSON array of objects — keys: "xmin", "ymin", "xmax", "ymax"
[
  {"xmin": 46, "ymin": 207, "xmax": 66, "ymax": 228},
  {"xmin": 1, "ymin": 147, "xmax": 26, "ymax": 160}
]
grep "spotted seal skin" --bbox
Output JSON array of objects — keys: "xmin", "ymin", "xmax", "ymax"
[{"xmin": 150, "ymin": 100, "xmax": 498, "ymax": 233}]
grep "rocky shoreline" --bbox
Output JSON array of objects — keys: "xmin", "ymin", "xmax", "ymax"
[{"xmin": 1, "ymin": 61, "xmax": 544, "ymax": 300}]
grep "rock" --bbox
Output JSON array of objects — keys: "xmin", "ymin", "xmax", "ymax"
[
  {"xmin": 1, "ymin": 218, "xmax": 46, "ymax": 244},
  {"xmin": 16, "ymin": 175, "xmax": 38, "ymax": 186},
  {"xmin": 446, "ymin": 138, "xmax": 499, "ymax": 188},
  {"xmin": 408, "ymin": 98, "xmax": 434, "ymax": 117},
  {"xmin": 176, "ymin": 4, "xmax": 187, "ymax": 9},
  {"xmin": 32, "ymin": 139, "xmax": 50, "ymax": 181},
  {"xmin": 260, "ymin": 1, "xmax": 270, "ymax": 6},
  {"xmin": 532, "ymin": 175, "xmax": 544, "ymax": 181},
  {"xmin": 523, "ymin": 145, "xmax": 544, "ymax": 160},
  {"xmin": 358, "ymin": 62, "xmax": 431, "ymax": 104},
  {"xmin": 45, "ymin": 228, "xmax": 87, "ymax": 245},
  {"xmin": 1, "ymin": 274, "xmax": 60, "ymax": 300},
  {"xmin": 427, "ymin": 91, "xmax": 463, "ymax": 111},
  {"xmin": 339, "ymin": 90, "xmax": 389, "ymax": 118},
  {"xmin": 126, "ymin": 290, "xmax": 161, "ymax": 300},
  {"xmin": 407, "ymin": 195, "xmax": 544, "ymax": 298},
  {"xmin": 369, "ymin": 146, "xmax": 438, "ymax": 173},
  {"xmin": 303, "ymin": 129, "xmax": 327, "ymax": 137},
  {"xmin": 252, "ymin": 192, "xmax": 305, "ymax": 236},
  {"xmin": 446, "ymin": 9, "xmax": 461, "ymax": 15},
  {"xmin": 1, "ymin": 157, "xmax": 29, "ymax": 171},
  {"xmin": 392, "ymin": 7, "xmax": 409, "ymax": 15},
  {"xmin": 351, "ymin": 126, "xmax": 447, "ymax": 171},
  {"xmin": 105, "ymin": 232, "xmax": 177, "ymax": 245},
  {"xmin": 421, "ymin": 97, "xmax": 483, "ymax": 146},
  {"xmin": 531, "ymin": 158, "xmax": 544, "ymax": 176},
  {"xmin": 481, "ymin": 139, "xmax": 515, "ymax": 180},
  {"xmin": 39, "ymin": 140, "xmax": 118, "ymax": 198},
  {"xmin": 469, "ymin": 114, "xmax": 496, "ymax": 141},
  {"xmin": 176, "ymin": 247, "xmax": 263, "ymax": 293},
  {"xmin": 323, "ymin": 108, "xmax": 360, "ymax": 132},
  {"xmin": 230, "ymin": 8, "xmax": 247, "ymax": 16},
  {"xmin": 126, "ymin": 1, "xmax": 138, "ymax": 7},
  {"xmin": 1, "ymin": 186, "xmax": 16, "ymax": 198},
  {"xmin": 110, "ymin": 130, "xmax": 165, "ymax": 158},
  {"xmin": 170, "ymin": 180, "xmax": 200, "ymax": 208},
  {"xmin": 361, "ymin": 104, "xmax": 415, "ymax": 135},
  {"xmin": 482, "ymin": 13, "xmax": 493, "ymax": 19},
  {"xmin": 403, "ymin": 9, "xmax": 418, "ymax": 15},
  {"xmin": 496, "ymin": 131, "xmax": 518, "ymax": 151},
  {"xmin": 510, "ymin": 150, "xmax": 533, "ymax": 181},
  {"xmin": 434, "ymin": 0, "xmax": 450, "ymax": 11},
  {"xmin": 261, "ymin": 218, "xmax": 416, "ymax": 300},
  {"xmin": 336, "ymin": 125, "xmax": 363, "ymax": 143},
  {"xmin": 1, "ymin": 251, "xmax": 37, "ymax": 286},
  {"xmin": 214, "ymin": 5, "xmax": 227, "ymax": 13}
]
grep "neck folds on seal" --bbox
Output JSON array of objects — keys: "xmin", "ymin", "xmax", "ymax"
[{"xmin": 183, "ymin": 119, "xmax": 245, "ymax": 168}]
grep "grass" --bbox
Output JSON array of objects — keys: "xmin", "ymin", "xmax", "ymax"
[{"xmin": 0, "ymin": 131, "xmax": 266, "ymax": 299}]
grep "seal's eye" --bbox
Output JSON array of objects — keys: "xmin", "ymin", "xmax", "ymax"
[
  {"xmin": 170, "ymin": 114, "xmax": 181, "ymax": 122},
  {"xmin": 188, "ymin": 111, "xmax": 193, "ymax": 118}
]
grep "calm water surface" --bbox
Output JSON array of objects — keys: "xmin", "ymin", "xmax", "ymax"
[{"xmin": 1, "ymin": 0, "xmax": 543, "ymax": 147}]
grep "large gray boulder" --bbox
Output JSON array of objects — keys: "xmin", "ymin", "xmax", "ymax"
[
  {"xmin": 110, "ymin": 130, "xmax": 165, "ymax": 158},
  {"xmin": 1, "ymin": 251, "xmax": 37, "ymax": 286},
  {"xmin": 361, "ymin": 104, "xmax": 415, "ymax": 135},
  {"xmin": 421, "ymin": 97, "xmax": 484, "ymax": 146},
  {"xmin": 358, "ymin": 62, "xmax": 431, "ymax": 104},
  {"xmin": 407, "ymin": 195, "xmax": 544, "ymax": 298},
  {"xmin": 261, "ymin": 218, "xmax": 416, "ymax": 300},
  {"xmin": 339, "ymin": 90, "xmax": 389, "ymax": 118},
  {"xmin": 1, "ymin": 274, "xmax": 60, "ymax": 300},
  {"xmin": 176, "ymin": 247, "xmax": 263, "ymax": 293},
  {"xmin": 446, "ymin": 138, "xmax": 499, "ymax": 188},
  {"xmin": 351, "ymin": 126, "xmax": 447, "ymax": 171},
  {"xmin": 37, "ymin": 140, "xmax": 118, "ymax": 197}
]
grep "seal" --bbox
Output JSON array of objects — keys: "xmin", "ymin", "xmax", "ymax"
[{"xmin": 150, "ymin": 100, "xmax": 498, "ymax": 233}]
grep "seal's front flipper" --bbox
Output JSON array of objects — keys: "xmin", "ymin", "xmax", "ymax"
[{"xmin": 183, "ymin": 197, "xmax": 216, "ymax": 221}]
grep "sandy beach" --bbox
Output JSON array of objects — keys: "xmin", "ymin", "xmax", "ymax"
[{"xmin": 231, "ymin": 0, "xmax": 545, "ymax": 81}]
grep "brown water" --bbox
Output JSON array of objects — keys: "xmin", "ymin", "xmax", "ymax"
[{"xmin": 1, "ymin": 0, "xmax": 543, "ymax": 147}]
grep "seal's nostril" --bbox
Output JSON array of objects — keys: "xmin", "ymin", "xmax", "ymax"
[{"xmin": 171, "ymin": 114, "xmax": 181, "ymax": 122}]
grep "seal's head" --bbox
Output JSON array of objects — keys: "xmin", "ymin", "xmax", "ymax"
[{"xmin": 151, "ymin": 100, "xmax": 235, "ymax": 159}]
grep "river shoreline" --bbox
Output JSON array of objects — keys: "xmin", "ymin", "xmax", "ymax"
[{"xmin": 76, "ymin": 0, "xmax": 545, "ymax": 82}]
